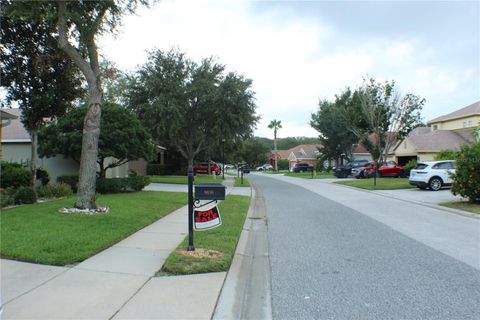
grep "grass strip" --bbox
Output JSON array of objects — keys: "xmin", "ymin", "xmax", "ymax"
[
  {"xmin": 149, "ymin": 175, "xmax": 224, "ymax": 185},
  {"xmin": 439, "ymin": 201, "xmax": 480, "ymax": 214},
  {"xmin": 284, "ymin": 172, "xmax": 335, "ymax": 179},
  {"xmin": 159, "ymin": 195, "xmax": 250, "ymax": 275},
  {"xmin": 0, "ymin": 191, "xmax": 187, "ymax": 265},
  {"xmin": 335, "ymin": 178, "xmax": 415, "ymax": 190},
  {"xmin": 234, "ymin": 177, "xmax": 250, "ymax": 187}
]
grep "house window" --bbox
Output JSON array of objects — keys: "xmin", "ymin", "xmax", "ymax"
[
  {"xmin": 432, "ymin": 124, "xmax": 438, "ymax": 131},
  {"xmin": 468, "ymin": 120, "xmax": 473, "ymax": 127},
  {"xmin": 463, "ymin": 121, "xmax": 468, "ymax": 128}
]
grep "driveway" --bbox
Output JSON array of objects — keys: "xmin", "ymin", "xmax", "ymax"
[{"xmin": 370, "ymin": 187, "xmax": 462, "ymax": 204}]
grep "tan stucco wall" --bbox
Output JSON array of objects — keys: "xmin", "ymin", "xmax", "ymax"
[
  {"xmin": 2, "ymin": 143, "xmax": 129, "ymax": 181},
  {"xmin": 2, "ymin": 143, "xmax": 79, "ymax": 182},
  {"xmin": 417, "ymin": 152, "xmax": 437, "ymax": 162},
  {"xmin": 393, "ymin": 139, "xmax": 418, "ymax": 156},
  {"xmin": 430, "ymin": 115, "xmax": 480, "ymax": 131}
]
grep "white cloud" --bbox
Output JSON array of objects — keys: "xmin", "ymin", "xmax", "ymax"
[{"xmin": 99, "ymin": 0, "xmax": 479, "ymax": 138}]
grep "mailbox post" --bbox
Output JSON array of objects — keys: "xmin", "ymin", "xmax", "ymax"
[
  {"xmin": 187, "ymin": 169, "xmax": 226, "ymax": 250},
  {"xmin": 187, "ymin": 166, "xmax": 194, "ymax": 251}
]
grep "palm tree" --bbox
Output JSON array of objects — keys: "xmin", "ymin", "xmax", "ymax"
[{"xmin": 268, "ymin": 119, "xmax": 282, "ymax": 171}]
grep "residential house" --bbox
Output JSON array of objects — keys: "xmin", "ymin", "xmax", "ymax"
[
  {"xmin": 390, "ymin": 101, "xmax": 479, "ymax": 164},
  {"xmin": 1, "ymin": 108, "xmax": 131, "ymax": 182},
  {"xmin": 270, "ymin": 144, "xmax": 321, "ymax": 170}
]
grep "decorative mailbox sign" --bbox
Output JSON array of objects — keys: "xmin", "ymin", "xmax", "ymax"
[
  {"xmin": 193, "ymin": 201, "xmax": 222, "ymax": 231},
  {"xmin": 193, "ymin": 183, "xmax": 225, "ymax": 231},
  {"xmin": 194, "ymin": 183, "xmax": 226, "ymax": 201}
]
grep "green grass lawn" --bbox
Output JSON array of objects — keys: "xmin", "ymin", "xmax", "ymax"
[
  {"xmin": 234, "ymin": 176, "xmax": 250, "ymax": 187},
  {"xmin": 159, "ymin": 194, "xmax": 250, "ymax": 275},
  {"xmin": 149, "ymin": 175, "xmax": 224, "ymax": 184},
  {"xmin": 284, "ymin": 171, "xmax": 335, "ymax": 179},
  {"xmin": 0, "ymin": 192, "xmax": 187, "ymax": 265},
  {"xmin": 261, "ymin": 170, "xmax": 288, "ymax": 174},
  {"xmin": 439, "ymin": 201, "xmax": 480, "ymax": 214},
  {"xmin": 335, "ymin": 178, "xmax": 415, "ymax": 190}
]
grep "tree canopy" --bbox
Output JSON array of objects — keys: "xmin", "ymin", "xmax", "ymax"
[
  {"xmin": 39, "ymin": 103, "xmax": 156, "ymax": 178},
  {"xmin": 126, "ymin": 48, "xmax": 258, "ymax": 166},
  {"xmin": 310, "ymin": 89, "xmax": 359, "ymax": 165},
  {"xmin": 4, "ymin": 0, "xmax": 149, "ymax": 209},
  {"xmin": 1, "ymin": 12, "xmax": 82, "ymax": 187},
  {"xmin": 343, "ymin": 78, "xmax": 425, "ymax": 163}
]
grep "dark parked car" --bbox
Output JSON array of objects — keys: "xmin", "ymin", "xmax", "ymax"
[
  {"xmin": 333, "ymin": 160, "xmax": 369, "ymax": 178},
  {"xmin": 292, "ymin": 163, "xmax": 314, "ymax": 172}
]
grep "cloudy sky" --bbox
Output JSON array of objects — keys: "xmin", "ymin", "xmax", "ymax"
[{"xmin": 99, "ymin": 0, "xmax": 480, "ymax": 138}]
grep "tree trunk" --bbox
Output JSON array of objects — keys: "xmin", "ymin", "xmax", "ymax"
[
  {"xmin": 75, "ymin": 90, "xmax": 102, "ymax": 209},
  {"xmin": 273, "ymin": 129, "xmax": 278, "ymax": 171},
  {"xmin": 30, "ymin": 131, "xmax": 37, "ymax": 188}
]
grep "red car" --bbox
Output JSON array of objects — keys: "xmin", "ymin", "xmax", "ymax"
[
  {"xmin": 378, "ymin": 161, "xmax": 404, "ymax": 177},
  {"xmin": 361, "ymin": 161, "xmax": 404, "ymax": 178},
  {"xmin": 193, "ymin": 162, "xmax": 221, "ymax": 175}
]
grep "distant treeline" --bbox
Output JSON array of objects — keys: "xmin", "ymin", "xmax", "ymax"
[{"xmin": 256, "ymin": 136, "xmax": 320, "ymax": 151}]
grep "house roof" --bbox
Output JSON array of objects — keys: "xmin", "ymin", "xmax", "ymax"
[
  {"xmin": 271, "ymin": 144, "xmax": 322, "ymax": 160},
  {"xmin": 352, "ymin": 132, "xmax": 398, "ymax": 154},
  {"xmin": 1, "ymin": 108, "xmax": 31, "ymax": 142},
  {"xmin": 1, "ymin": 109, "xmax": 18, "ymax": 121},
  {"xmin": 427, "ymin": 101, "xmax": 480, "ymax": 124},
  {"xmin": 399, "ymin": 126, "xmax": 474, "ymax": 152},
  {"xmin": 288, "ymin": 144, "xmax": 321, "ymax": 160}
]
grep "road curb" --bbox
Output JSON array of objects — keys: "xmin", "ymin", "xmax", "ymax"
[{"xmin": 212, "ymin": 182, "xmax": 272, "ymax": 320}]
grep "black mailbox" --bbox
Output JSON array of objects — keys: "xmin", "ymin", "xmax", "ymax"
[{"xmin": 195, "ymin": 183, "xmax": 226, "ymax": 201}]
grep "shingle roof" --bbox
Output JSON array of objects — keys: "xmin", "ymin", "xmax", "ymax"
[
  {"xmin": 428, "ymin": 101, "xmax": 480, "ymax": 124},
  {"xmin": 405, "ymin": 127, "xmax": 473, "ymax": 151},
  {"xmin": 288, "ymin": 144, "xmax": 321, "ymax": 160},
  {"xmin": 1, "ymin": 108, "xmax": 31, "ymax": 142}
]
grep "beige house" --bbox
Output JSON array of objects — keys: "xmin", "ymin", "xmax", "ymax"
[
  {"xmin": 391, "ymin": 101, "xmax": 478, "ymax": 164},
  {"xmin": 1, "ymin": 108, "xmax": 130, "ymax": 182}
]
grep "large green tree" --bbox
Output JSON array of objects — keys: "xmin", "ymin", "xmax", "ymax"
[
  {"xmin": 310, "ymin": 89, "xmax": 359, "ymax": 166},
  {"xmin": 38, "ymin": 103, "xmax": 156, "ymax": 178},
  {"xmin": 237, "ymin": 137, "xmax": 270, "ymax": 167},
  {"xmin": 343, "ymin": 78, "xmax": 425, "ymax": 164},
  {"xmin": 5, "ymin": 0, "xmax": 148, "ymax": 209},
  {"xmin": 126, "ymin": 49, "xmax": 258, "ymax": 167},
  {"xmin": 0, "ymin": 14, "xmax": 81, "ymax": 188}
]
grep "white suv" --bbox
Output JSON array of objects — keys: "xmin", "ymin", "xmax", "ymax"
[{"xmin": 409, "ymin": 160, "xmax": 456, "ymax": 191}]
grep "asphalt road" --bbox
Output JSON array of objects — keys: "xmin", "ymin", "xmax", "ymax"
[{"xmin": 248, "ymin": 174, "xmax": 480, "ymax": 320}]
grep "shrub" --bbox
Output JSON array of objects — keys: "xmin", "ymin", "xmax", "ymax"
[
  {"xmin": 96, "ymin": 178, "xmax": 124, "ymax": 194},
  {"xmin": 1, "ymin": 188, "xmax": 15, "ymax": 207},
  {"xmin": 451, "ymin": 143, "xmax": 480, "ymax": 203},
  {"xmin": 57, "ymin": 175, "xmax": 79, "ymax": 193},
  {"xmin": 129, "ymin": 176, "xmax": 150, "ymax": 191},
  {"xmin": 277, "ymin": 159, "xmax": 289, "ymax": 170},
  {"xmin": 146, "ymin": 164, "xmax": 175, "ymax": 175},
  {"xmin": 36, "ymin": 183, "xmax": 73, "ymax": 199},
  {"xmin": 36, "ymin": 167, "xmax": 50, "ymax": 186},
  {"xmin": 435, "ymin": 149, "xmax": 459, "ymax": 161},
  {"xmin": 14, "ymin": 187, "xmax": 37, "ymax": 204},
  {"xmin": 403, "ymin": 159, "xmax": 417, "ymax": 177},
  {"xmin": 96, "ymin": 176, "xmax": 150, "ymax": 194},
  {"xmin": 0, "ymin": 162, "xmax": 31, "ymax": 189}
]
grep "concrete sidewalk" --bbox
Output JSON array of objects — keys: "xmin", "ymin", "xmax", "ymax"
[{"xmin": 1, "ymin": 175, "xmax": 250, "ymax": 319}]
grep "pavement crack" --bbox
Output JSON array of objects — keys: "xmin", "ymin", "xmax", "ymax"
[{"xmin": 109, "ymin": 276, "xmax": 153, "ymax": 320}]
